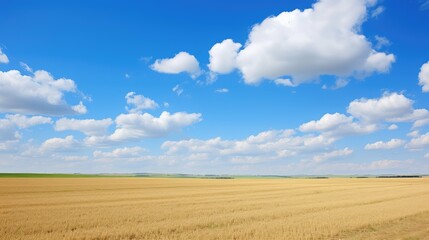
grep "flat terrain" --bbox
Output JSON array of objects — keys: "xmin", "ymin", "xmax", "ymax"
[{"xmin": 1, "ymin": 178, "xmax": 428, "ymax": 239}]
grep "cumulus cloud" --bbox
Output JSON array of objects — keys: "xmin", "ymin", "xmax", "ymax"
[
  {"xmin": 84, "ymin": 111, "xmax": 202, "ymax": 145},
  {"xmin": 125, "ymin": 92, "xmax": 158, "ymax": 113},
  {"xmin": 413, "ymin": 118, "xmax": 429, "ymax": 129},
  {"xmin": 208, "ymin": 39, "xmax": 242, "ymax": 74},
  {"xmin": 299, "ymin": 113, "xmax": 376, "ymax": 137},
  {"xmin": 300, "ymin": 92, "xmax": 429, "ymax": 139},
  {"xmin": 40, "ymin": 135, "xmax": 80, "ymax": 153},
  {"xmin": 419, "ymin": 61, "xmax": 429, "ymax": 92},
  {"xmin": 407, "ymin": 132, "xmax": 429, "ymax": 150},
  {"xmin": 231, "ymin": 0, "xmax": 394, "ymax": 85},
  {"xmin": 312, "ymin": 148, "xmax": 353, "ymax": 163},
  {"xmin": 5, "ymin": 114, "xmax": 52, "ymax": 128},
  {"xmin": 110, "ymin": 112, "xmax": 202, "ymax": 140},
  {"xmin": 55, "ymin": 118, "xmax": 113, "ymax": 136},
  {"xmin": 0, "ymin": 119, "xmax": 20, "ymax": 142},
  {"xmin": 0, "ymin": 70, "xmax": 86, "ymax": 115},
  {"xmin": 151, "ymin": 52, "xmax": 201, "ymax": 78},
  {"xmin": 388, "ymin": 124, "xmax": 398, "ymax": 130},
  {"xmin": 407, "ymin": 130, "xmax": 420, "ymax": 138},
  {"xmin": 0, "ymin": 114, "xmax": 51, "ymax": 144},
  {"xmin": 368, "ymin": 159, "xmax": 404, "ymax": 170},
  {"xmin": 0, "ymin": 48, "xmax": 9, "ymax": 64},
  {"xmin": 347, "ymin": 92, "xmax": 428, "ymax": 123},
  {"xmin": 364, "ymin": 138, "xmax": 405, "ymax": 150},
  {"xmin": 93, "ymin": 147, "xmax": 146, "ymax": 160},
  {"xmin": 162, "ymin": 129, "xmax": 336, "ymax": 164}
]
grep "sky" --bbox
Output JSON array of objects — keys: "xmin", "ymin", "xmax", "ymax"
[{"xmin": 1, "ymin": 0, "xmax": 429, "ymax": 175}]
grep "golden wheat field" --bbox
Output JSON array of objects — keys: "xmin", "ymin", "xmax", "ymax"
[{"xmin": 1, "ymin": 177, "xmax": 429, "ymax": 240}]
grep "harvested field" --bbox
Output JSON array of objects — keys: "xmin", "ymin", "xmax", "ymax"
[{"xmin": 1, "ymin": 177, "xmax": 429, "ymax": 239}]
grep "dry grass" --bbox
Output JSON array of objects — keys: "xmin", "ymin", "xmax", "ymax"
[{"xmin": 1, "ymin": 177, "xmax": 429, "ymax": 239}]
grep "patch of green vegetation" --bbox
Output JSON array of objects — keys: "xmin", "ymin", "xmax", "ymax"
[{"xmin": 0, "ymin": 173, "xmax": 132, "ymax": 178}]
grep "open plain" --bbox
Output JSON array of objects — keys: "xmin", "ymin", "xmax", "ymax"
[{"xmin": 1, "ymin": 177, "xmax": 429, "ymax": 240}]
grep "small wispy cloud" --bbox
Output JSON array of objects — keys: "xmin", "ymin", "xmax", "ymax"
[
  {"xmin": 371, "ymin": 6, "xmax": 385, "ymax": 18},
  {"xmin": 375, "ymin": 35, "xmax": 390, "ymax": 50},
  {"xmin": 172, "ymin": 84, "xmax": 183, "ymax": 96},
  {"xmin": 421, "ymin": 0, "xmax": 429, "ymax": 10},
  {"xmin": 20, "ymin": 62, "xmax": 33, "ymax": 73},
  {"xmin": 215, "ymin": 88, "xmax": 229, "ymax": 93}
]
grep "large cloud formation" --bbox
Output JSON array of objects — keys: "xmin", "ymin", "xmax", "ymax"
[
  {"xmin": 0, "ymin": 70, "xmax": 86, "ymax": 115},
  {"xmin": 209, "ymin": 0, "xmax": 394, "ymax": 85}
]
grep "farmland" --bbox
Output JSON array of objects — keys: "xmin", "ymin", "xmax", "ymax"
[{"xmin": 1, "ymin": 177, "xmax": 429, "ymax": 239}]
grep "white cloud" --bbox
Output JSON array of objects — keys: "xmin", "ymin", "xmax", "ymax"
[
  {"xmin": 55, "ymin": 118, "xmax": 113, "ymax": 136},
  {"xmin": 125, "ymin": 73, "xmax": 130, "ymax": 79},
  {"xmin": 0, "ymin": 114, "xmax": 51, "ymax": 144},
  {"xmin": 125, "ymin": 92, "xmax": 158, "ymax": 113},
  {"xmin": 364, "ymin": 138, "xmax": 405, "ymax": 150},
  {"xmin": 19, "ymin": 62, "xmax": 33, "ymax": 73},
  {"xmin": 371, "ymin": 6, "xmax": 384, "ymax": 18},
  {"xmin": 208, "ymin": 39, "xmax": 242, "ymax": 74},
  {"xmin": 322, "ymin": 78, "xmax": 350, "ymax": 90},
  {"xmin": 40, "ymin": 135, "xmax": 80, "ymax": 153},
  {"xmin": 85, "ymin": 112, "xmax": 202, "ymax": 145},
  {"xmin": 424, "ymin": 153, "xmax": 429, "ymax": 158},
  {"xmin": 93, "ymin": 147, "xmax": 146, "ymax": 159},
  {"xmin": 374, "ymin": 35, "xmax": 390, "ymax": 50},
  {"xmin": 110, "ymin": 112, "xmax": 202, "ymax": 141},
  {"xmin": 274, "ymin": 78, "xmax": 297, "ymax": 87},
  {"xmin": 162, "ymin": 129, "xmax": 335, "ymax": 164},
  {"xmin": 387, "ymin": 124, "xmax": 398, "ymax": 130},
  {"xmin": 215, "ymin": 88, "xmax": 229, "ymax": 93},
  {"xmin": 347, "ymin": 92, "xmax": 428, "ymax": 123},
  {"xmin": 407, "ymin": 132, "xmax": 429, "ymax": 150},
  {"xmin": 360, "ymin": 51, "xmax": 395, "ymax": 75},
  {"xmin": 151, "ymin": 52, "xmax": 201, "ymax": 78},
  {"xmin": 0, "ymin": 70, "xmax": 86, "ymax": 115},
  {"xmin": 312, "ymin": 148, "xmax": 353, "ymax": 163},
  {"xmin": 233, "ymin": 0, "xmax": 394, "ymax": 85},
  {"xmin": 333, "ymin": 78, "xmax": 350, "ymax": 89},
  {"xmin": 172, "ymin": 84, "xmax": 183, "ymax": 96},
  {"xmin": 0, "ymin": 119, "xmax": 20, "ymax": 142},
  {"xmin": 0, "ymin": 48, "xmax": 9, "ymax": 64},
  {"xmin": 407, "ymin": 130, "xmax": 420, "ymax": 138},
  {"xmin": 299, "ymin": 113, "xmax": 376, "ymax": 137},
  {"xmin": 418, "ymin": 61, "xmax": 429, "ymax": 92},
  {"xmin": 413, "ymin": 118, "xmax": 429, "ymax": 129},
  {"xmin": 368, "ymin": 160, "xmax": 403, "ymax": 170},
  {"xmin": 5, "ymin": 114, "xmax": 52, "ymax": 128},
  {"xmin": 71, "ymin": 101, "xmax": 87, "ymax": 114},
  {"xmin": 300, "ymin": 113, "xmax": 353, "ymax": 132},
  {"xmin": 63, "ymin": 156, "xmax": 88, "ymax": 161}
]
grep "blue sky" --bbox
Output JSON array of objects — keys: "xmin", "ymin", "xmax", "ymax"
[{"xmin": 1, "ymin": 0, "xmax": 429, "ymax": 174}]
